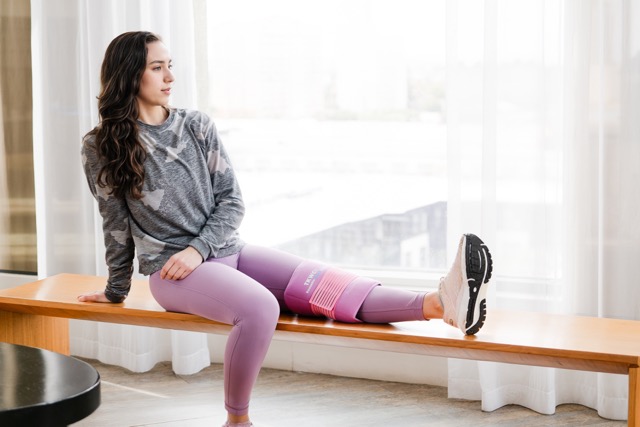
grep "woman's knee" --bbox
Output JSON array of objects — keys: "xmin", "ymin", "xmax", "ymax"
[{"xmin": 229, "ymin": 284, "xmax": 280, "ymax": 331}]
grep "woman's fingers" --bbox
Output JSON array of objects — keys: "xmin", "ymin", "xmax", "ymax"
[
  {"xmin": 160, "ymin": 247, "xmax": 203, "ymax": 281},
  {"xmin": 77, "ymin": 290, "xmax": 110, "ymax": 303}
]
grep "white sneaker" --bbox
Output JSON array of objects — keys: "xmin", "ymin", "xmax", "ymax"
[{"xmin": 438, "ymin": 233, "xmax": 493, "ymax": 335}]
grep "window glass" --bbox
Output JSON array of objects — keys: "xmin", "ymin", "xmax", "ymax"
[{"xmin": 200, "ymin": 1, "xmax": 448, "ymax": 272}]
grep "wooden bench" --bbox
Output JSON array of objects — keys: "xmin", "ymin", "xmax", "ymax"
[{"xmin": 0, "ymin": 273, "xmax": 638, "ymax": 425}]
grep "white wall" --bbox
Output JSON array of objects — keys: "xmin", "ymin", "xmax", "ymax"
[{"xmin": 0, "ymin": 272, "xmax": 37, "ymax": 289}]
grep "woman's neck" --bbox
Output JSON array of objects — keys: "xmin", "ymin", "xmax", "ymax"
[{"xmin": 137, "ymin": 105, "xmax": 169, "ymax": 126}]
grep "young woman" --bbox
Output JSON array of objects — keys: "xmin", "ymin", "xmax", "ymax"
[{"xmin": 79, "ymin": 31, "xmax": 493, "ymax": 427}]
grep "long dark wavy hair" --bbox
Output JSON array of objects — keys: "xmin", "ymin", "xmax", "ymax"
[{"xmin": 88, "ymin": 31, "xmax": 161, "ymax": 200}]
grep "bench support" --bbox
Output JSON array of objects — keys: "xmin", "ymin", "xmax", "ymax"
[
  {"xmin": 0, "ymin": 312, "xmax": 69, "ymax": 355},
  {"xmin": 631, "ymin": 366, "xmax": 639, "ymax": 427}
]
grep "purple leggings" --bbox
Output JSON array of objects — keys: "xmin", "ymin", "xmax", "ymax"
[{"xmin": 149, "ymin": 244, "xmax": 426, "ymax": 416}]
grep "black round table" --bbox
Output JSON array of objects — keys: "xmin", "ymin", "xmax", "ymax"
[{"xmin": 0, "ymin": 342, "xmax": 101, "ymax": 426}]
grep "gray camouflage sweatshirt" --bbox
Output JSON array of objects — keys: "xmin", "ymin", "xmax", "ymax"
[{"xmin": 81, "ymin": 108, "xmax": 245, "ymax": 302}]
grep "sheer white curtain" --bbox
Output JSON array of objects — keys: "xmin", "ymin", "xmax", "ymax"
[
  {"xmin": 446, "ymin": 0, "xmax": 639, "ymax": 420},
  {"xmin": 31, "ymin": 0, "xmax": 640, "ymax": 419},
  {"xmin": 31, "ymin": 0, "xmax": 211, "ymax": 375}
]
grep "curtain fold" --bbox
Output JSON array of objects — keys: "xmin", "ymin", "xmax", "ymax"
[
  {"xmin": 447, "ymin": 0, "xmax": 639, "ymax": 420},
  {"xmin": 1, "ymin": 0, "xmax": 34, "ymax": 271},
  {"xmin": 0, "ymin": 83, "xmax": 7, "ymax": 268},
  {"xmin": 31, "ymin": 0, "xmax": 209, "ymax": 375}
]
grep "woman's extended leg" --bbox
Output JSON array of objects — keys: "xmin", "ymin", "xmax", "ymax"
[
  {"xmin": 149, "ymin": 256, "xmax": 280, "ymax": 423},
  {"xmin": 236, "ymin": 244, "xmax": 303, "ymax": 311},
  {"xmin": 359, "ymin": 233, "xmax": 492, "ymax": 333},
  {"xmin": 355, "ymin": 286, "xmax": 429, "ymax": 323},
  {"xmin": 237, "ymin": 244, "xmax": 433, "ymax": 324}
]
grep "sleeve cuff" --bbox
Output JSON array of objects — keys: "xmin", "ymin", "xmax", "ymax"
[
  {"xmin": 188, "ymin": 238, "xmax": 211, "ymax": 261},
  {"xmin": 104, "ymin": 287, "xmax": 127, "ymax": 303}
]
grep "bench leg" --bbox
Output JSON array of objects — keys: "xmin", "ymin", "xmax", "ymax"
[
  {"xmin": 630, "ymin": 366, "xmax": 640, "ymax": 427},
  {"xmin": 0, "ymin": 311, "xmax": 69, "ymax": 354}
]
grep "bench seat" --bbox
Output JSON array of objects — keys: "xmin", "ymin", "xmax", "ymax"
[{"xmin": 0, "ymin": 273, "xmax": 638, "ymax": 425}]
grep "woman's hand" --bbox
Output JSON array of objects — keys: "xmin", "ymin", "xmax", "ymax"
[
  {"xmin": 160, "ymin": 246, "xmax": 204, "ymax": 281},
  {"xmin": 78, "ymin": 290, "xmax": 111, "ymax": 303}
]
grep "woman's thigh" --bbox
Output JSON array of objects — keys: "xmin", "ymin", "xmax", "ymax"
[
  {"xmin": 237, "ymin": 244, "xmax": 304, "ymax": 309},
  {"xmin": 149, "ymin": 258, "xmax": 279, "ymax": 325}
]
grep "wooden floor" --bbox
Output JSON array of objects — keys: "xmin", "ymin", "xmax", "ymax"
[{"xmin": 73, "ymin": 359, "xmax": 626, "ymax": 427}]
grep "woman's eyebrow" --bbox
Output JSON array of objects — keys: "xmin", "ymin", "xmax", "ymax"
[{"xmin": 148, "ymin": 59, "xmax": 172, "ymax": 65}]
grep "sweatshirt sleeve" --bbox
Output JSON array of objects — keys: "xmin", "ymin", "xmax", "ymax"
[
  {"xmin": 81, "ymin": 136, "xmax": 135, "ymax": 302},
  {"xmin": 187, "ymin": 117, "xmax": 245, "ymax": 260}
]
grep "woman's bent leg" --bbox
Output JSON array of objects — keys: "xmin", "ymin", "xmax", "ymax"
[{"xmin": 149, "ymin": 260, "xmax": 280, "ymax": 416}]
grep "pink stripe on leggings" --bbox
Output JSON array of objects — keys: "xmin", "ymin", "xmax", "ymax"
[{"xmin": 309, "ymin": 268, "xmax": 357, "ymax": 318}]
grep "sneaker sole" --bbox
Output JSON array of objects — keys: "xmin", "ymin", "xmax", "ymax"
[{"xmin": 461, "ymin": 233, "xmax": 493, "ymax": 335}]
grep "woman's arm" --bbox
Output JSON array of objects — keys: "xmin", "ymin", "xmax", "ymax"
[
  {"xmin": 80, "ymin": 136, "xmax": 136, "ymax": 302},
  {"xmin": 186, "ymin": 116, "xmax": 246, "ymax": 261}
]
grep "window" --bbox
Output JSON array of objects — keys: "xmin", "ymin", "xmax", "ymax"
[
  {"xmin": 0, "ymin": 0, "xmax": 37, "ymax": 274},
  {"xmin": 198, "ymin": 1, "xmax": 449, "ymax": 274}
]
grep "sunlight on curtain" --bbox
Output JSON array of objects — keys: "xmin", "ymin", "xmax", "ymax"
[{"xmin": 446, "ymin": 0, "xmax": 639, "ymax": 420}]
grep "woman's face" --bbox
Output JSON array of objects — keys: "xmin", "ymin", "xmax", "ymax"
[{"xmin": 136, "ymin": 41, "xmax": 174, "ymax": 111}]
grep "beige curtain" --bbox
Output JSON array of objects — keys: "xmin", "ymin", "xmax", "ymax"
[
  {"xmin": 0, "ymin": 84, "xmax": 7, "ymax": 269},
  {"xmin": 0, "ymin": 0, "xmax": 36, "ymax": 272}
]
